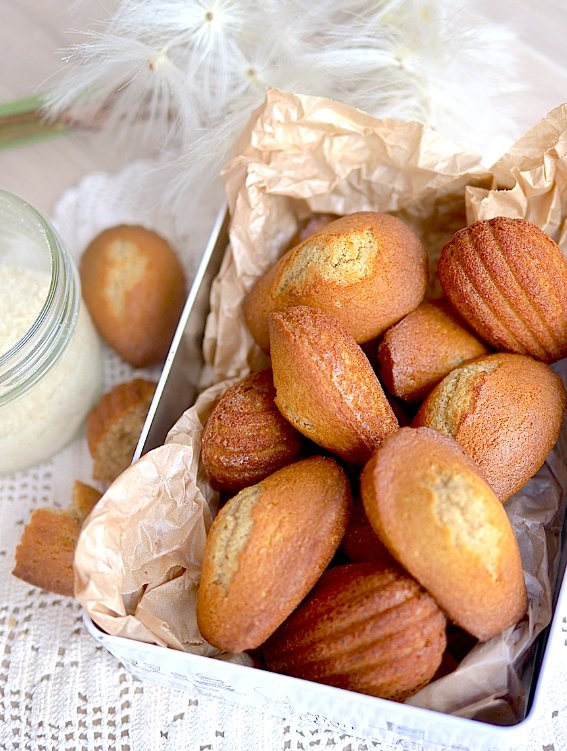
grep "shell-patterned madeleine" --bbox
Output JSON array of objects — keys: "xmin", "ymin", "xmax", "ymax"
[
  {"xmin": 201, "ymin": 369, "xmax": 305, "ymax": 493},
  {"xmin": 263, "ymin": 562, "xmax": 447, "ymax": 701},
  {"xmin": 438, "ymin": 216, "xmax": 567, "ymax": 363}
]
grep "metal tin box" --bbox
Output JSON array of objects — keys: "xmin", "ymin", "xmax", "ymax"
[{"xmin": 83, "ymin": 205, "xmax": 567, "ymax": 751}]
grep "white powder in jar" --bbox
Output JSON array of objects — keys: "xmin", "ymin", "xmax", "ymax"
[
  {"xmin": 0, "ymin": 265, "xmax": 102, "ymax": 473},
  {"xmin": 0, "ymin": 266, "xmax": 51, "ymax": 353}
]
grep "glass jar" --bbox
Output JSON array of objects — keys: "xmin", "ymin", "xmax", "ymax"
[{"xmin": 0, "ymin": 189, "xmax": 103, "ymax": 474}]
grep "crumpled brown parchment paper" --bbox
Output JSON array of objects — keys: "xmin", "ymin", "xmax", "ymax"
[{"xmin": 74, "ymin": 88, "xmax": 567, "ymax": 722}]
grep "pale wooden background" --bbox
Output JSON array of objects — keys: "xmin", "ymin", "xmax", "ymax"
[{"xmin": 0, "ymin": 0, "xmax": 566, "ymax": 218}]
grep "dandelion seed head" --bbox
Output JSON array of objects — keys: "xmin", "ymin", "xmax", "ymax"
[
  {"xmin": 148, "ymin": 48, "xmax": 169, "ymax": 70},
  {"xmin": 45, "ymin": 0, "xmax": 527, "ymax": 202}
]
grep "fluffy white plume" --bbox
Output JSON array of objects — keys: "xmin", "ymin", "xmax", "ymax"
[{"xmin": 45, "ymin": 0, "xmax": 525, "ymax": 201}]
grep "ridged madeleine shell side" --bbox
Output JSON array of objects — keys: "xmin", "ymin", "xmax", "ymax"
[
  {"xmin": 438, "ymin": 217, "xmax": 567, "ymax": 362},
  {"xmin": 86, "ymin": 378, "xmax": 157, "ymax": 485},
  {"xmin": 263, "ymin": 563, "xmax": 446, "ymax": 701},
  {"xmin": 201, "ymin": 369, "xmax": 304, "ymax": 492}
]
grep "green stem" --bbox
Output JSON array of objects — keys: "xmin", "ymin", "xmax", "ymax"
[{"xmin": 0, "ymin": 94, "xmax": 70, "ymax": 150}]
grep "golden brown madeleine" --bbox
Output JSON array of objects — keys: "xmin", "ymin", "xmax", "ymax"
[
  {"xmin": 80, "ymin": 224, "xmax": 186, "ymax": 367},
  {"xmin": 263, "ymin": 563, "xmax": 447, "ymax": 701},
  {"xmin": 269, "ymin": 306, "xmax": 399, "ymax": 464},
  {"xmin": 340, "ymin": 500, "xmax": 397, "ymax": 567},
  {"xmin": 87, "ymin": 378, "xmax": 157, "ymax": 485},
  {"xmin": 244, "ymin": 211, "xmax": 427, "ymax": 352},
  {"xmin": 413, "ymin": 353, "xmax": 566, "ymax": 501},
  {"xmin": 196, "ymin": 456, "xmax": 352, "ymax": 653},
  {"xmin": 360, "ymin": 427, "xmax": 527, "ymax": 642},
  {"xmin": 438, "ymin": 217, "xmax": 567, "ymax": 363},
  {"xmin": 377, "ymin": 298, "xmax": 489, "ymax": 402},
  {"xmin": 13, "ymin": 481, "xmax": 102, "ymax": 597},
  {"xmin": 201, "ymin": 369, "xmax": 304, "ymax": 493}
]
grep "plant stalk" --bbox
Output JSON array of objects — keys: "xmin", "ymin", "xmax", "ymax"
[{"xmin": 0, "ymin": 94, "xmax": 70, "ymax": 150}]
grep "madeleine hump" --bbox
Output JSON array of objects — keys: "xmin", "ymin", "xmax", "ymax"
[
  {"xmin": 360, "ymin": 427, "xmax": 527, "ymax": 641},
  {"xmin": 413, "ymin": 353, "xmax": 566, "ymax": 501},
  {"xmin": 243, "ymin": 211, "xmax": 427, "ymax": 352},
  {"xmin": 269, "ymin": 305, "xmax": 398, "ymax": 464},
  {"xmin": 80, "ymin": 224, "xmax": 186, "ymax": 367},
  {"xmin": 377, "ymin": 298, "xmax": 489, "ymax": 403},
  {"xmin": 196, "ymin": 456, "xmax": 352, "ymax": 653},
  {"xmin": 438, "ymin": 216, "xmax": 567, "ymax": 363}
]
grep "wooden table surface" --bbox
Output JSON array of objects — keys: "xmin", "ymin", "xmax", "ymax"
[{"xmin": 0, "ymin": 0, "xmax": 142, "ymax": 216}]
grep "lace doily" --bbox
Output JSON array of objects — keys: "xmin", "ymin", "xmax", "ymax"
[{"xmin": 0, "ymin": 159, "xmax": 566, "ymax": 751}]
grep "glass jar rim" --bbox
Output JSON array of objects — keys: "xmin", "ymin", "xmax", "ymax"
[{"xmin": 0, "ymin": 189, "xmax": 80, "ymax": 405}]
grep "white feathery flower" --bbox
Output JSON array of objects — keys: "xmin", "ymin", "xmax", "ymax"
[
  {"xmin": 136, "ymin": 0, "xmax": 270, "ymax": 124},
  {"xmin": 44, "ymin": 0, "xmax": 526, "ymax": 199},
  {"xmin": 49, "ymin": 32, "xmax": 193, "ymax": 143}
]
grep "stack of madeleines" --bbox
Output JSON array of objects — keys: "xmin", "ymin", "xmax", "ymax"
[{"xmin": 196, "ymin": 211, "xmax": 567, "ymax": 702}]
